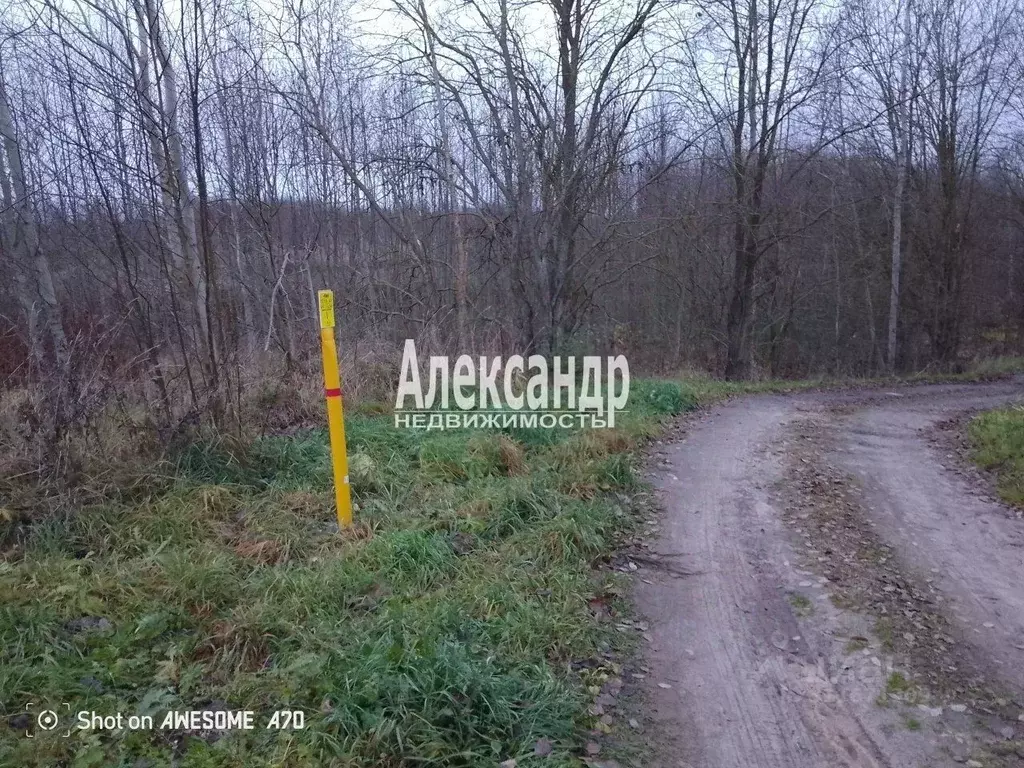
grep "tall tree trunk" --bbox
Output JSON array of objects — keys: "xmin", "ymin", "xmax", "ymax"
[
  {"xmin": 421, "ymin": 0, "xmax": 470, "ymax": 349},
  {"xmin": 0, "ymin": 67, "xmax": 67, "ymax": 375},
  {"xmin": 887, "ymin": 0, "xmax": 911, "ymax": 372},
  {"xmin": 136, "ymin": 0, "xmax": 210, "ymax": 372}
]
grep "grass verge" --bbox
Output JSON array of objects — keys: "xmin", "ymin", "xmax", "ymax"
[
  {"xmin": 2, "ymin": 360, "xmax": 1020, "ymax": 766},
  {"xmin": 968, "ymin": 405, "xmax": 1024, "ymax": 507},
  {"xmin": 0, "ymin": 379, "xmax": 690, "ymax": 767},
  {"xmin": 678, "ymin": 355, "xmax": 1024, "ymax": 407}
]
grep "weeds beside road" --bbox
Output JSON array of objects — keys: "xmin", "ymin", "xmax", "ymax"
[
  {"xmin": 0, "ymin": 380, "xmax": 690, "ymax": 767},
  {"xmin": 969, "ymin": 405, "xmax": 1024, "ymax": 508},
  {"xmin": 2, "ymin": 359, "xmax": 1021, "ymax": 767}
]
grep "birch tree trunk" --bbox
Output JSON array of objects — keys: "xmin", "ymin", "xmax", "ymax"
[
  {"xmin": 0, "ymin": 64, "xmax": 68, "ymax": 375},
  {"xmin": 134, "ymin": 0, "xmax": 210, "ymax": 370}
]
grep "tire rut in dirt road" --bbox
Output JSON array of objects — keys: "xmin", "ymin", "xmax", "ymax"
[
  {"xmin": 637, "ymin": 380, "xmax": 1024, "ymax": 768},
  {"xmin": 833, "ymin": 385, "xmax": 1024, "ymax": 692},
  {"xmin": 637, "ymin": 398, "xmax": 889, "ymax": 768}
]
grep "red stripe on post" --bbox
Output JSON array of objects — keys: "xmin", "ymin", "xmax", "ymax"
[{"xmin": 324, "ymin": 388, "xmax": 342, "ymax": 398}]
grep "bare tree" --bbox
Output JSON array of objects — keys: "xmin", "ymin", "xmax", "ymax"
[{"xmin": 679, "ymin": 0, "xmax": 842, "ymax": 377}]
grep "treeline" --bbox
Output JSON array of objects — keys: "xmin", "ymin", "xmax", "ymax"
[{"xmin": 1, "ymin": 0, "xmax": 1023, "ymax": 446}]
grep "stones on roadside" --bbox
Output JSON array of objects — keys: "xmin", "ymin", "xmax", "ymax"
[
  {"xmin": 949, "ymin": 739, "xmax": 972, "ymax": 763},
  {"xmin": 613, "ymin": 618, "xmax": 650, "ymax": 635},
  {"xmin": 605, "ymin": 555, "xmax": 641, "ymax": 574}
]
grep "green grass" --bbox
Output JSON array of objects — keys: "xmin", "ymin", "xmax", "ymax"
[
  {"xmin": 969, "ymin": 355, "xmax": 1024, "ymax": 376},
  {"xmin": 969, "ymin": 405, "xmax": 1024, "ymax": 507},
  {"xmin": 0, "ymin": 379, "xmax": 688, "ymax": 767},
  {"xmin": 676, "ymin": 355, "xmax": 1024, "ymax": 408},
  {"xmin": 885, "ymin": 671, "xmax": 913, "ymax": 695},
  {"xmin": 3, "ymin": 363, "xmax": 1020, "ymax": 766},
  {"xmin": 878, "ymin": 671, "xmax": 917, "ymax": 708},
  {"xmin": 875, "ymin": 617, "xmax": 896, "ymax": 651},
  {"xmin": 787, "ymin": 593, "xmax": 814, "ymax": 616}
]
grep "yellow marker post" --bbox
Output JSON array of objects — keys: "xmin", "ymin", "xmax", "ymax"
[{"xmin": 317, "ymin": 290, "xmax": 352, "ymax": 528}]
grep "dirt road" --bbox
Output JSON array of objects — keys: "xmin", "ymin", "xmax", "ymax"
[{"xmin": 636, "ymin": 380, "xmax": 1024, "ymax": 768}]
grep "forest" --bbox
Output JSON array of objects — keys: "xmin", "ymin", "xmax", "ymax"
[
  {"xmin": 1, "ymin": 0, "xmax": 1023, "ymax": 451},
  {"xmin": 5, "ymin": 1, "xmax": 1024, "ymax": 765}
]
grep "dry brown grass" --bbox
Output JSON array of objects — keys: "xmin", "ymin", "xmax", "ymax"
[
  {"xmin": 496, "ymin": 435, "xmax": 527, "ymax": 476},
  {"xmin": 276, "ymin": 489, "xmax": 328, "ymax": 515},
  {"xmin": 457, "ymin": 498, "xmax": 491, "ymax": 518},
  {"xmin": 195, "ymin": 617, "xmax": 272, "ymax": 675},
  {"xmin": 560, "ymin": 480, "xmax": 599, "ymax": 500},
  {"xmin": 339, "ymin": 519, "xmax": 377, "ymax": 542},
  {"xmin": 232, "ymin": 538, "xmax": 288, "ymax": 565},
  {"xmin": 589, "ymin": 428, "xmax": 633, "ymax": 454}
]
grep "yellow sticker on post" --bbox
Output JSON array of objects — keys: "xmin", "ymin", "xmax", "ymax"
[{"xmin": 318, "ymin": 290, "xmax": 335, "ymax": 329}]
